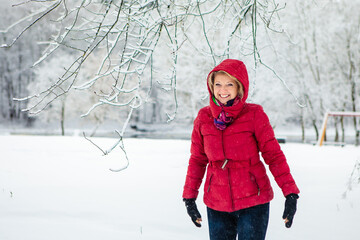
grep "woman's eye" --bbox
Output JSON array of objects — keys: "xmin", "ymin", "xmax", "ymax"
[
  {"xmin": 215, "ymin": 83, "xmax": 221, "ymax": 86},
  {"xmin": 227, "ymin": 83, "xmax": 233, "ymax": 87}
]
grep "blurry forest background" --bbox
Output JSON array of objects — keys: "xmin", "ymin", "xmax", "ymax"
[{"xmin": 0, "ymin": 0, "xmax": 359, "ymax": 144}]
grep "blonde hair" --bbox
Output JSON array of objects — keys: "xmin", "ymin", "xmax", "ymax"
[{"xmin": 208, "ymin": 71, "xmax": 244, "ymax": 99}]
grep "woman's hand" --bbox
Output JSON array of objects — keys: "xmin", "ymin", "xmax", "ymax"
[
  {"xmin": 282, "ymin": 193, "xmax": 299, "ymax": 228},
  {"xmin": 183, "ymin": 198, "xmax": 202, "ymax": 227}
]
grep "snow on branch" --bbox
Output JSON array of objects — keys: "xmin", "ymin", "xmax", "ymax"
[
  {"xmin": 83, "ymin": 130, "xmax": 129, "ymax": 172},
  {"xmin": 1, "ymin": 0, "xmax": 62, "ymax": 48},
  {"xmin": 2, "ymin": 0, "xmax": 298, "ymax": 169},
  {"xmin": 343, "ymin": 158, "xmax": 360, "ymax": 199}
]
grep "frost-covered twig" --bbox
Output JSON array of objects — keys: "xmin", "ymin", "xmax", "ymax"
[
  {"xmin": 109, "ymin": 136, "xmax": 130, "ymax": 172},
  {"xmin": 83, "ymin": 130, "xmax": 129, "ymax": 172},
  {"xmin": 3, "ymin": 0, "xmax": 299, "ymax": 163},
  {"xmin": 1, "ymin": 0, "xmax": 62, "ymax": 48},
  {"xmin": 0, "ymin": 8, "xmax": 43, "ymax": 34},
  {"xmin": 342, "ymin": 158, "xmax": 360, "ymax": 199},
  {"xmin": 259, "ymin": 61, "xmax": 306, "ymax": 108},
  {"xmin": 162, "ymin": 20, "xmax": 179, "ymax": 122},
  {"xmin": 197, "ymin": 0, "xmax": 216, "ymax": 66},
  {"xmin": 249, "ymin": 1, "xmax": 305, "ymax": 107},
  {"xmin": 83, "ymin": 131, "xmax": 108, "ymax": 155}
]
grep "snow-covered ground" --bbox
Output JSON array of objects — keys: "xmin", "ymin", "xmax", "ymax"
[{"xmin": 0, "ymin": 135, "xmax": 359, "ymax": 240}]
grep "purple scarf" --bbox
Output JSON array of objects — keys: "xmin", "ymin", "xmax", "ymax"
[{"xmin": 213, "ymin": 96, "xmax": 240, "ymax": 131}]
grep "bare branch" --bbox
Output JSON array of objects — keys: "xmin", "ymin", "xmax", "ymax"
[
  {"xmin": 197, "ymin": 0, "xmax": 216, "ymax": 65},
  {"xmin": 2, "ymin": 0, "xmax": 307, "ymax": 163},
  {"xmin": 1, "ymin": 0, "xmax": 62, "ymax": 48},
  {"xmin": 83, "ymin": 130, "xmax": 129, "ymax": 172}
]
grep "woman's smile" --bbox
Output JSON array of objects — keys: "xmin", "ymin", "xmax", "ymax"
[{"xmin": 213, "ymin": 73, "xmax": 238, "ymax": 104}]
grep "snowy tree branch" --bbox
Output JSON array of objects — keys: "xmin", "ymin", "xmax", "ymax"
[
  {"xmin": 2, "ymin": 0, "xmax": 303, "ymax": 166},
  {"xmin": 1, "ymin": 0, "xmax": 62, "ymax": 48}
]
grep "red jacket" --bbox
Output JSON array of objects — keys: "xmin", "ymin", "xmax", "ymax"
[{"xmin": 183, "ymin": 59, "xmax": 300, "ymax": 212}]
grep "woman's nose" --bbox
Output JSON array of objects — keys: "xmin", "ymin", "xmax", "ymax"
[{"xmin": 220, "ymin": 86, "xmax": 227, "ymax": 92}]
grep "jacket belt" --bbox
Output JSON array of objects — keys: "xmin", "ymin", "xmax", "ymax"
[{"xmin": 209, "ymin": 159, "xmax": 249, "ymax": 169}]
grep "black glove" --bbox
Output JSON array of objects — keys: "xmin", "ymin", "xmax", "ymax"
[
  {"xmin": 282, "ymin": 193, "xmax": 299, "ymax": 228},
  {"xmin": 183, "ymin": 198, "xmax": 202, "ymax": 227}
]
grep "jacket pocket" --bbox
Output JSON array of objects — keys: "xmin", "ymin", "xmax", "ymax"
[
  {"xmin": 232, "ymin": 169, "xmax": 259, "ymax": 199},
  {"xmin": 207, "ymin": 174, "xmax": 213, "ymax": 192},
  {"xmin": 250, "ymin": 172, "xmax": 260, "ymax": 196}
]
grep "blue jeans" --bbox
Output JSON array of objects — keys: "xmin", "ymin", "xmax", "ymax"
[{"xmin": 207, "ymin": 203, "xmax": 270, "ymax": 240}]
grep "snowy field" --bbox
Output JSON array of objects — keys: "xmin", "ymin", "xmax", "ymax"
[{"xmin": 1, "ymin": 135, "xmax": 359, "ymax": 240}]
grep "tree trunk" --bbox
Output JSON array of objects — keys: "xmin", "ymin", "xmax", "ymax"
[
  {"xmin": 61, "ymin": 101, "xmax": 65, "ymax": 136},
  {"xmin": 341, "ymin": 116, "xmax": 345, "ymax": 143},
  {"xmin": 301, "ymin": 108, "xmax": 305, "ymax": 142},
  {"xmin": 312, "ymin": 119, "xmax": 319, "ymax": 141},
  {"xmin": 347, "ymin": 39, "xmax": 358, "ymax": 145},
  {"xmin": 350, "ymin": 77, "xmax": 358, "ymax": 145},
  {"xmin": 334, "ymin": 117, "xmax": 339, "ymax": 142}
]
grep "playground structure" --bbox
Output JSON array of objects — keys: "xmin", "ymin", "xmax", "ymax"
[{"xmin": 317, "ymin": 111, "xmax": 360, "ymax": 146}]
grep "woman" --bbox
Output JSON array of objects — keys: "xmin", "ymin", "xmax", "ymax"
[{"xmin": 182, "ymin": 59, "xmax": 300, "ymax": 240}]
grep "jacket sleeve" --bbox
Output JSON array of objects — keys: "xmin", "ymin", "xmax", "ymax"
[
  {"xmin": 254, "ymin": 106, "xmax": 300, "ymax": 197},
  {"xmin": 182, "ymin": 115, "xmax": 209, "ymax": 199}
]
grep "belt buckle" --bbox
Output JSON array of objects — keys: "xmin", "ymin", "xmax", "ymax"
[{"xmin": 221, "ymin": 159, "xmax": 229, "ymax": 170}]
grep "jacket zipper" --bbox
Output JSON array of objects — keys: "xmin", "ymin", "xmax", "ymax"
[
  {"xmin": 221, "ymin": 130, "xmax": 235, "ymax": 211},
  {"xmin": 227, "ymin": 167, "xmax": 235, "ymax": 211}
]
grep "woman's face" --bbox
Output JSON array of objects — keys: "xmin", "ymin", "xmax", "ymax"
[{"xmin": 213, "ymin": 73, "xmax": 238, "ymax": 105}]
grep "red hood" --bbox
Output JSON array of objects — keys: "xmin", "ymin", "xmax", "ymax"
[{"xmin": 207, "ymin": 59, "xmax": 249, "ymax": 118}]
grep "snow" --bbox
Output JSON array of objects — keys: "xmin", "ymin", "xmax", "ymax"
[{"xmin": 0, "ymin": 135, "xmax": 359, "ymax": 240}]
